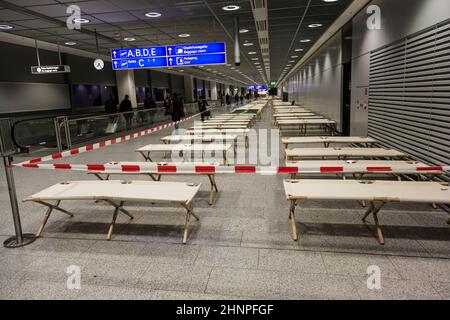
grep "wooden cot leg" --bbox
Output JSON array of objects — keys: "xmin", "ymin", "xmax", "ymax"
[
  {"xmin": 36, "ymin": 200, "xmax": 74, "ymax": 237},
  {"xmin": 362, "ymin": 201, "xmax": 386, "ymax": 245},
  {"xmin": 289, "ymin": 200, "xmax": 298, "ymax": 241},
  {"xmin": 181, "ymin": 202, "xmax": 199, "ymax": 244},
  {"xmin": 104, "ymin": 200, "xmax": 134, "ymax": 220},
  {"xmin": 372, "ymin": 210, "xmax": 385, "ymax": 246},
  {"xmin": 362, "ymin": 202, "xmax": 374, "ymax": 222},
  {"xmin": 107, "ymin": 206, "xmax": 120, "ymax": 241},
  {"xmin": 36, "ymin": 200, "xmax": 59, "ymax": 237},
  {"xmin": 207, "ymin": 174, "xmax": 219, "ymax": 206}
]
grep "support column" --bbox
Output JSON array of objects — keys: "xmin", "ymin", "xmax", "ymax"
[
  {"xmin": 184, "ymin": 75, "xmax": 194, "ymax": 102},
  {"xmin": 116, "ymin": 70, "xmax": 137, "ymax": 109},
  {"xmin": 210, "ymin": 81, "xmax": 218, "ymax": 100}
]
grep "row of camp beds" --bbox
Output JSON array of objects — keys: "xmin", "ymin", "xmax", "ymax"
[
  {"xmin": 191, "ymin": 101, "xmax": 266, "ymax": 130},
  {"xmin": 272, "ymin": 105, "xmax": 337, "ymax": 136},
  {"xmin": 25, "ymin": 159, "xmax": 449, "ymax": 246},
  {"xmin": 231, "ymin": 103, "xmax": 266, "ymax": 119},
  {"xmin": 281, "ymin": 135, "xmax": 449, "ymax": 244}
]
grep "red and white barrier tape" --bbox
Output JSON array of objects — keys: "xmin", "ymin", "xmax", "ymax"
[{"xmin": 14, "ymin": 163, "xmax": 450, "ymax": 175}]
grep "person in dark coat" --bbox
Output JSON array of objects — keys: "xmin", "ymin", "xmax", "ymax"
[
  {"xmin": 171, "ymin": 93, "xmax": 184, "ymax": 129},
  {"xmin": 198, "ymin": 95, "xmax": 210, "ymax": 122},
  {"xmin": 119, "ymin": 94, "xmax": 133, "ymax": 130},
  {"xmin": 143, "ymin": 92, "xmax": 157, "ymax": 123},
  {"xmin": 225, "ymin": 93, "xmax": 231, "ymax": 105},
  {"xmin": 104, "ymin": 94, "xmax": 117, "ymax": 122},
  {"xmin": 164, "ymin": 94, "xmax": 172, "ymax": 117}
]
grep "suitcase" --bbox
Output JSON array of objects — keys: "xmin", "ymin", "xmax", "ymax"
[{"xmin": 105, "ymin": 120, "xmax": 118, "ymax": 134}]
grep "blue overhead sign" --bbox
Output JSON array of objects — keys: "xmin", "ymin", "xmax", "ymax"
[{"xmin": 111, "ymin": 42, "xmax": 226, "ymax": 70}]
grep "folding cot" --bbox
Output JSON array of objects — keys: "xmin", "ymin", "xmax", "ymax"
[
  {"xmin": 89, "ymin": 161, "xmax": 220, "ymax": 205},
  {"xmin": 277, "ymin": 119, "xmax": 337, "ymax": 136},
  {"xmin": 283, "ymin": 179, "xmax": 450, "ymax": 245},
  {"xmin": 282, "ymin": 136, "xmax": 377, "ymax": 149},
  {"xmin": 25, "ymin": 180, "xmax": 202, "ymax": 243},
  {"xmin": 285, "ymin": 147, "xmax": 408, "ymax": 161},
  {"xmin": 136, "ymin": 143, "xmax": 233, "ymax": 164}
]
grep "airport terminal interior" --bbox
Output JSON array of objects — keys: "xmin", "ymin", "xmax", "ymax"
[{"xmin": 0, "ymin": 0, "xmax": 449, "ymax": 300}]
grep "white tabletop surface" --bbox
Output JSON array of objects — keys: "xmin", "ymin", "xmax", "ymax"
[
  {"xmin": 25, "ymin": 180, "xmax": 202, "ymax": 204},
  {"xmin": 285, "ymin": 148, "xmax": 407, "ymax": 158},
  {"xmin": 283, "ymin": 179, "xmax": 450, "ymax": 203}
]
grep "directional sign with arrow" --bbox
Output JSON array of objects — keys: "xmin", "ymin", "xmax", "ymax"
[{"xmin": 111, "ymin": 42, "xmax": 226, "ymax": 70}]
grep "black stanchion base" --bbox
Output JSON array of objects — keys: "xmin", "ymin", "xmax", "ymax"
[{"xmin": 3, "ymin": 233, "xmax": 37, "ymax": 248}]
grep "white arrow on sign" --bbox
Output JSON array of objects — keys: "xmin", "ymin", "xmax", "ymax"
[
  {"xmin": 169, "ymin": 58, "xmax": 173, "ymax": 65},
  {"xmin": 168, "ymin": 47, "xmax": 172, "ymax": 54},
  {"xmin": 113, "ymin": 51, "xmax": 117, "ymax": 58},
  {"xmin": 114, "ymin": 61, "xmax": 118, "ymax": 68}
]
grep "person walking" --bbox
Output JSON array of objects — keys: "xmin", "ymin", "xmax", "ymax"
[
  {"xmin": 164, "ymin": 94, "xmax": 172, "ymax": 118},
  {"xmin": 143, "ymin": 92, "xmax": 157, "ymax": 123},
  {"xmin": 225, "ymin": 93, "xmax": 231, "ymax": 105},
  {"xmin": 119, "ymin": 94, "xmax": 133, "ymax": 130},
  {"xmin": 198, "ymin": 95, "xmax": 209, "ymax": 122},
  {"xmin": 171, "ymin": 93, "xmax": 185, "ymax": 130},
  {"xmin": 105, "ymin": 94, "xmax": 117, "ymax": 114}
]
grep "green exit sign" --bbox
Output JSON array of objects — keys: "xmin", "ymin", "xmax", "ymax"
[{"xmin": 270, "ymin": 81, "xmax": 277, "ymax": 86}]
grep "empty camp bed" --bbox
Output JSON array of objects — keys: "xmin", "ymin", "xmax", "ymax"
[
  {"xmin": 282, "ymin": 136, "xmax": 377, "ymax": 149},
  {"xmin": 277, "ymin": 119, "xmax": 337, "ymax": 136},
  {"xmin": 285, "ymin": 147, "xmax": 408, "ymax": 161},
  {"xmin": 283, "ymin": 179, "xmax": 450, "ymax": 245},
  {"xmin": 202, "ymin": 120, "xmax": 252, "ymax": 127},
  {"xmin": 25, "ymin": 180, "xmax": 202, "ymax": 243},
  {"xmin": 186, "ymin": 129, "xmax": 250, "ymax": 147},
  {"xmin": 89, "ymin": 162, "xmax": 221, "ymax": 205},
  {"xmin": 274, "ymin": 113, "xmax": 317, "ymax": 117},
  {"xmin": 189, "ymin": 124, "xmax": 250, "ymax": 130},
  {"xmin": 136, "ymin": 143, "xmax": 233, "ymax": 163},
  {"xmin": 161, "ymin": 134, "xmax": 238, "ymax": 146},
  {"xmin": 285, "ymin": 160, "xmax": 444, "ymax": 179}
]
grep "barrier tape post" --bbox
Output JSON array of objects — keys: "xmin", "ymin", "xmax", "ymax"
[{"xmin": 0, "ymin": 118, "xmax": 36, "ymax": 248}]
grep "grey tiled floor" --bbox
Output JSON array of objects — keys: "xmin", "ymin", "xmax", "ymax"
[{"xmin": 0, "ymin": 105, "xmax": 449, "ymax": 300}]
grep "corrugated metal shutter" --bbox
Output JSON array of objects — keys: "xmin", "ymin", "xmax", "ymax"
[{"xmin": 368, "ymin": 20, "xmax": 450, "ymax": 172}]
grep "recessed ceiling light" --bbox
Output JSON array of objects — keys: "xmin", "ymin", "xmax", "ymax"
[
  {"xmin": 294, "ymin": 48, "xmax": 304, "ymax": 52},
  {"xmin": 222, "ymin": 5, "xmax": 240, "ymax": 11},
  {"xmin": 239, "ymin": 29, "xmax": 249, "ymax": 33},
  {"xmin": 145, "ymin": 12, "xmax": 162, "ymax": 18},
  {"xmin": 178, "ymin": 33, "xmax": 190, "ymax": 38},
  {"xmin": 0, "ymin": 24, "xmax": 13, "ymax": 30},
  {"xmin": 243, "ymin": 42, "xmax": 254, "ymax": 47},
  {"xmin": 251, "ymin": 58, "xmax": 259, "ymax": 61},
  {"xmin": 73, "ymin": 18, "xmax": 90, "ymax": 24},
  {"xmin": 288, "ymin": 61, "xmax": 295, "ymax": 63},
  {"xmin": 124, "ymin": 37, "xmax": 135, "ymax": 41},
  {"xmin": 291, "ymin": 55, "xmax": 299, "ymax": 58},
  {"xmin": 248, "ymin": 51, "xmax": 257, "ymax": 55},
  {"xmin": 65, "ymin": 41, "xmax": 77, "ymax": 46},
  {"xmin": 300, "ymin": 39, "xmax": 311, "ymax": 43},
  {"xmin": 308, "ymin": 23, "xmax": 323, "ymax": 28}
]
